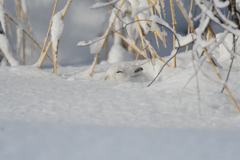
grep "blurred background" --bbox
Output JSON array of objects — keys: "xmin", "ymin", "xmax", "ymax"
[{"xmin": 3, "ymin": 0, "xmax": 222, "ymax": 67}]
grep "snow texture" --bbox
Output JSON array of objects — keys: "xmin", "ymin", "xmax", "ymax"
[
  {"xmin": 1, "ymin": 52, "xmax": 240, "ymax": 128},
  {"xmin": 21, "ymin": 0, "xmax": 27, "ymax": 14},
  {"xmin": 149, "ymin": 15, "xmax": 175, "ymax": 39},
  {"xmin": 1, "ymin": 51, "xmax": 240, "ymax": 160},
  {"xmin": 128, "ymin": 0, "xmax": 150, "ymax": 34},
  {"xmin": 78, "ymin": 30, "xmax": 108, "ymax": 55},
  {"xmin": 89, "ymin": 37, "xmax": 104, "ymax": 55},
  {"xmin": 1, "ymin": 123, "xmax": 240, "ymax": 160},
  {"xmin": 51, "ymin": 9, "xmax": 64, "ymax": 52},
  {"xmin": 196, "ymin": 0, "xmax": 240, "ymax": 36},
  {"xmin": 89, "ymin": 0, "xmax": 120, "ymax": 9},
  {"xmin": 175, "ymin": 33, "xmax": 196, "ymax": 47},
  {"xmin": 108, "ymin": 44, "xmax": 134, "ymax": 63},
  {"xmin": 213, "ymin": 0, "xmax": 229, "ymax": 8},
  {"xmin": 113, "ymin": 9, "xmax": 123, "ymax": 45},
  {"xmin": 132, "ymin": 6, "xmax": 150, "ymax": 17},
  {"xmin": 119, "ymin": 0, "xmax": 131, "ymax": 13},
  {"xmin": 214, "ymin": 32, "xmax": 240, "ymax": 63},
  {"xmin": 1, "ymin": 1, "xmax": 240, "ymax": 160}
]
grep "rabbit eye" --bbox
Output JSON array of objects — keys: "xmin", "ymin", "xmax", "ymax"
[{"xmin": 117, "ymin": 70, "xmax": 123, "ymax": 74}]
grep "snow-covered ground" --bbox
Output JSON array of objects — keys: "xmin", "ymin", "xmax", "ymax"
[
  {"xmin": 1, "ymin": 0, "xmax": 240, "ymax": 160},
  {"xmin": 1, "ymin": 123, "xmax": 240, "ymax": 160},
  {"xmin": 1, "ymin": 51, "xmax": 240, "ymax": 159}
]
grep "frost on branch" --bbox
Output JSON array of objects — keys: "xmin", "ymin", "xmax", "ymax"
[
  {"xmin": 0, "ymin": 4, "xmax": 6, "ymax": 34},
  {"xmin": 0, "ymin": 3, "xmax": 19, "ymax": 66},
  {"xmin": 0, "ymin": 34, "xmax": 19, "ymax": 66},
  {"xmin": 78, "ymin": 0, "xmax": 171, "ymax": 75},
  {"xmin": 50, "ymin": 6, "xmax": 65, "ymax": 74},
  {"xmin": 89, "ymin": 0, "xmax": 120, "ymax": 9},
  {"xmin": 51, "ymin": 10, "xmax": 64, "ymax": 54}
]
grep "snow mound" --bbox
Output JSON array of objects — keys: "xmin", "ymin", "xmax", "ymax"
[
  {"xmin": 104, "ymin": 63, "xmax": 149, "ymax": 82},
  {"xmin": 108, "ymin": 44, "xmax": 134, "ymax": 63}
]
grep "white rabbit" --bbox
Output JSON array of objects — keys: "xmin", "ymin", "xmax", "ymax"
[{"xmin": 104, "ymin": 64, "xmax": 149, "ymax": 82}]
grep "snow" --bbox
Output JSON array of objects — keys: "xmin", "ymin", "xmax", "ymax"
[
  {"xmin": 128, "ymin": 0, "xmax": 150, "ymax": 34},
  {"xmin": 132, "ymin": 6, "xmax": 151, "ymax": 17},
  {"xmin": 21, "ymin": 0, "xmax": 27, "ymax": 14},
  {"xmin": 1, "ymin": 123, "xmax": 240, "ymax": 160},
  {"xmin": 213, "ymin": 32, "xmax": 240, "ymax": 65},
  {"xmin": 0, "ymin": 34, "xmax": 19, "ymax": 66},
  {"xmin": 1, "ymin": 53, "xmax": 240, "ymax": 160},
  {"xmin": 1, "ymin": 1, "xmax": 240, "ymax": 160},
  {"xmin": 124, "ymin": 16, "xmax": 138, "ymax": 42},
  {"xmin": 214, "ymin": 2, "xmax": 236, "ymax": 28},
  {"xmin": 89, "ymin": 37, "xmax": 104, "ymax": 55},
  {"xmin": 89, "ymin": 0, "xmax": 120, "ymax": 9},
  {"xmin": 119, "ymin": 0, "xmax": 132, "ymax": 13},
  {"xmin": 196, "ymin": 0, "xmax": 240, "ymax": 36},
  {"xmin": 51, "ymin": 9, "xmax": 64, "ymax": 52},
  {"xmin": 108, "ymin": 44, "xmax": 134, "ymax": 63},
  {"xmin": 1, "ymin": 50, "xmax": 240, "ymax": 160},
  {"xmin": 112, "ymin": 10, "xmax": 123, "ymax": 45},
  {"xmin": 175, "ymin": 33, "xmax": 196, "ymax": 47},
  {"xmin": 213, "ymin": 0, "xmax": 230, "ymax": 8},
  {"xmin": 149, "ymin": 15, "xmax": 176, "ymax": 37},
  {"xmin": 0, "ymin": 4, "xmax": 6, "ymax": 34},
  {"xmin": 1, "ymin": 52, "xmax": 240, "ymax": 127}
]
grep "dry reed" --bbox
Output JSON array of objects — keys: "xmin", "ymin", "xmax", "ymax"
[
  {"xmin": 175, "ymin": 0, "xmax": 240, "ymax": 114},
  {"xmin": 170, "ymin": 0, "xmax": 177, "ymax": 68},
  {"xmin": 37, "ymin": 0, "xmax": 72, "ymax": 70},
  {"xmin": 90, "ymin": 0, "xmax": 125, "ymax": 76},
  {"xmin": 4, "ymin": 13, "xmax": 54, "ymax": 64}
]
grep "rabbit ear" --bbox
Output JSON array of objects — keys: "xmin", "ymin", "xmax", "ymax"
[
  {"xmin": 134, "ymin": 67, "xmax": 143, "ymax": 73},
  {"xmin": 117, "ymin": 70, "xmax": 124, "ymax": 74}
]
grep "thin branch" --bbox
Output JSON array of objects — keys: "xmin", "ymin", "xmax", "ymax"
[
  {"xmin": 176, "ymin": 0, "xmax": 240, "ymax": 114},
  {"xmin": 37, "ymin": 0, "xmax": 72, "ymax": 68},
  {"xmin": 4, "ymin": 13, "xmax": 54, "ymax": 64},
  {"xmin": 40, "ymin": 0, "xmax": 58, "ymax": 57}
]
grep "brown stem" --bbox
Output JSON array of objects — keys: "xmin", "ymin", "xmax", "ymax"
[{"xmin": 175, "ymin": 0, "xmax": 240, "ymax": 114}]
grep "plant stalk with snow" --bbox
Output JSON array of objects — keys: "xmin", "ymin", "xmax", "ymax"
[{"xmin": 78, "ymin": 0, "xmax": 168, "ymax": 76}]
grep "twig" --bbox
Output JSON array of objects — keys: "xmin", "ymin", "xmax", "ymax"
[
  {"xmin": 147, "ymin": 48, "xmax": 180, "ymax": 87},
  {"xmin": 176, "ymin": 0, "xmax": 240, "ymax": 114},
  {"xmin": 4, "ymin": 13, "xmax": 54, "ymax": 64},
  {"xmin": 170, "ymin": 0, "xmax": 177, "ymax": 68},
  {"xmin": 37, "ymin": 0, "xmax": 72, "ymax": 68},
  {"xmin": 52, "ymin": 40, "xmax": 59, "ymax": 74},
  {"xmin": 146, "ymin": 19, "xmax": 181, "ymax": 86},
  {"xmin": 111, "ymin": 28, "xmax": 147, "ymax": 58},
  {"xmin": 5, "ymin": 14, "xmax": 12, "ymax": 36},
  {"xmin": 134, "ymin": 16, "xmax": 148, "ymax": 59},
  {"xmin": 22, "ymin": 30, "xmax": 25, "ymax": 65},
  {"xmin": 90, "ymin": 0, "xmax": 125, "ymax": 76},
  {"xmin": 40, "ymin": 0, "xmax": 58, "ymax": 57},
  {"xmin": 186, "ymin": 0, "xmax": 194, "ymax": 51},
  {"xmin": 221, "ymin": 57, "xmax": 234, "ymax": 93},
  {"xmin": 221, "ymin": 34, "xmax": 236, "ymax": 93}
]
